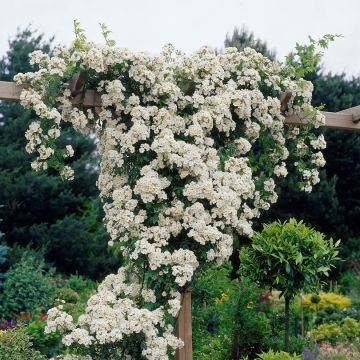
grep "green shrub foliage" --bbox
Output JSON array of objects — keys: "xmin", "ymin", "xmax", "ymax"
[
  {"xmin": 0, "ymin": 326, "xmax": 45, "ymax": 360},
  {"xmin": 0, "ymin": 255, "xmax": 55, "ymax": 318}
]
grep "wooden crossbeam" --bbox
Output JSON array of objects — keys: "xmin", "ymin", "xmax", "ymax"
[
  {"xmin": 0, "ymin": 81, "xmax": 22, "ymax": 102},
  {"xmin": 285, "ymin": 111, "xmax": 360, "ymax": 131},
  {"xmin": 1, "ymin": 81, "xmax": 360, "ymax": 131},
  {"xmin": 0, "ymin": 81, "xmax": 101, "ymax": 107},
  {"xmin": 338, "ymin": 105, "xmax": 360, "ymax": 123}
]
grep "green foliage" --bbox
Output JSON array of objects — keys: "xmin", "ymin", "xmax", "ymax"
[
  {"xmin": 26, "ymin": 320, "xmax": 62, "ymax": 357},
  {"xmin": 73, "ymin": 20, "xmax": 89, "ymax": 51},
  {"xmin": 192, "ymin": 263, "xmax": 295, "ymax": 359},
  {"xmin": 301, "ymin": 292, "xmax": 352, "ymax": 312},
  {"xmin": 224, "ymin": 26, "xmax": 276, "ymax": 60},
  {"xmin": 99, "ymin": 23, "xmax": 116, "ymax": 47},
  {"xmin": 233, "ymin": 278, "xmax": 272, "ymax": 357},
  {"xmin": 0, "ymin": 28, "xmax": 119, "ymax": 278},
  {"xmin": 0, "ymin": 326, "xmax": 45, "ymax": 360},
  {"xmin": 39, "ymin": 199, "xmax": 119, "ymax": 278},
  {"xmin": 0, "ymin": 245, "xmax": 8, "ymax": 285},
  {"xmin": 313, "ymin": 304, "xmax": 360, "ymax": 326},
  {"xmin": 52, "ymin": 287, "xmax": 80, "ymax": 304},
  {"xmin": 338, "ymin": 270, "xmax": 355, "ymax": 294},
  {"xmin": 0, "ymin": 255, "xmax": 55, "ymax": 318},
  {"xmin": 54, "ymin": 276, "xmax": 97, "ymax": 322},
  {"xmin": 311, "ymin": 322, "xmax": 342, "ymax": 344},
  {"xmin": 66, "ymin": 274, "xmax": 97, "ymax": 293},
  {"xmin": 193, "ymin": 337, "xmax": 232, "ymax": 360},
  {"xmin": 240, "ymin": 219, "xmax": 340, "ymax": 351},
  {"xmin": 286, "ymin": 34, "xmax": 340, "ymax": 79},
  {"xmin": 240, "ymin": 219, "xmax": 340, "ymax": 299},
  {"xmin": 310, "ymin": 317, "xmax": 360, "ymax": 344},
  {"xmin": 256, "ymin": 349, "xmax": 301, "ymax": 360},
  {"xmin": 192, "ymin": 263, "xmax": 239, "ymax": 360},
  {"xmin": 6, "ymin": 245, "xmax": 46, "ymax": 268},
  {"xmin": 320, "ymin": 355, "xmax": 356, "ymax": 360}
]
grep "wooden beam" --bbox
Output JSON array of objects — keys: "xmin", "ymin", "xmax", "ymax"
[
  {"xmin": 0, "ymin": 81, "xmax": 101, "ymax": 107},
  {"xmin": 338, "ymin": 105, "xmax": 360, "ymax": 123},
  {"xmin": 2, "ymin": 81, "xmax": 360, "ymax": 131},
  {"xmin": 175, "ymin": 291, "xmax": 192, "ymax": 360},
  {"xmin": 284, "ymin": 111, "xmax": 360, "ymax": 131},
  {"xmin": 0, "ymin": 81, "xmax": 22, "ymax": 102}
]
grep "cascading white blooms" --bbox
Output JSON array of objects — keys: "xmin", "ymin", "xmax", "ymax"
[{"xmin": 15, "ymin": 39, "xmax": 326, "ymax": 359}]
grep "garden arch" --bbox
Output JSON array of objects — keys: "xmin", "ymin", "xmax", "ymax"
[{"xmin": 1, "ymin": 61, "xmax": 360, "ymax": 360}]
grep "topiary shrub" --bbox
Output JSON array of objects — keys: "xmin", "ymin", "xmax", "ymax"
[
  {"xmin": 240, "ymin": 219, "xmax": 340, "ymax": 351},
  {"xmin": 0, "ymin": 255, "xmax": 55, "ymax": 318}
]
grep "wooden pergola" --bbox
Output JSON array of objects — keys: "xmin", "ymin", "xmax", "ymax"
[{"xmin": 1, "ymin": 79, "xmax": 360, "ymax": 360}]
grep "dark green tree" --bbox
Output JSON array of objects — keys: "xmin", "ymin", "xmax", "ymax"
[
  {"xmin": 224, "ymin": 26, "xmax": 276, "ymax": 60},
  {"xmin": 0, "ymin": 28, "xmax": 118, "ymax": 278}
]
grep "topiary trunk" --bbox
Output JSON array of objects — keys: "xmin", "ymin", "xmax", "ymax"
[{"xmin": 284, "ymin": 296, "xmax": 290, "ymax": 352}]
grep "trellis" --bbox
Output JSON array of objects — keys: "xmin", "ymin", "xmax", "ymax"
[{"xmin": 1, "ymin": 79, "xmax": 360, "ymax": 360}]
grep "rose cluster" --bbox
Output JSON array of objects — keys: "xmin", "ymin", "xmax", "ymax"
[{"xmin": 15, "ymin": 39, "xmax": 325, "ymax": 359}]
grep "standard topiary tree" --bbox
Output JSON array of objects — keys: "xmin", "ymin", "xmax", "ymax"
[{"xmin": 240, "ymin": 218, "xmax": 340, "ymax": 351}]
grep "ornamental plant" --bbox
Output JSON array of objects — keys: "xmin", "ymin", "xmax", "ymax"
[
  {"xmin": 14, "ymin": 21, "xmax": 334, "ymax": 359},
  {"xmin": 240, "ymin": 219, "xmax": 340, "ymax": 352},
  {"xmin": 0, "ymin": 254, "xmax": 55, "ymax": 318},
  {"xmin": 302, "ymin": 292, "xmax": 352, "ymax": 311},
  {"xmin": 0, "ymin": 326, "xmax": 45, "ymax": 360},
  {"xmin": 310, "ymin": 317, "xmax": 360, "ymax": 344},
  {"xmin": 256, "ymin": 350, "xmax": 301, "ymax": 360}
]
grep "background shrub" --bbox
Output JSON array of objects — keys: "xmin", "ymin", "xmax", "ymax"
[
  {"xmin": 302, "ymin": 292, "xmax": 352, "ymax": 311},
  {"xmin": 52, "ymin": 288, "xmax": 80, "ymax": 305},
  {"xmin": 0, "ymin": 255, "xmax": 55, "ymax": 318},
  {"xmin": 26, "ymin": 320, "xmax": 62, "ymax": 357},
  {"xmin": 256, "ymin": 349, "xmax": 301, "ymax": 360},
  {"xmin": 192, "ymin": 263, "xmax": 239, "ymax": 360},
  {"xmin": 0, "ymin": 326, "xmax": 45, "ymax": 359}
]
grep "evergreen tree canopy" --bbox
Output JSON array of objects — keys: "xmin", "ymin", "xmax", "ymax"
[
  {"xmin": 0, "ymin": 28, "xmax": 118, "ymax": 278},
  {"xmin": 224, "ymin": 27, "xmax": 276, "ymax": 60}
]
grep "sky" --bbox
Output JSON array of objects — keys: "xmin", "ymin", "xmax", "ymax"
[{"xmin": 1, "ymin": 0, "xmax": 359, "ymax": 77}]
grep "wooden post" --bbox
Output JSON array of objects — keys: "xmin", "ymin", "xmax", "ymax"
[{"xmin": 175, "ymin": 290, "xmax": 192, "ymax": 360}]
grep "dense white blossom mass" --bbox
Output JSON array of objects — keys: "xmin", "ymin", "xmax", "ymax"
[{"xmin": 15, "ymin": 40, "xmax": 325, "ymax": 359}]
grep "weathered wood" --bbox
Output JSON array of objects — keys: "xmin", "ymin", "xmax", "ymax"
[
  {"xmin": 0, "ymin": 81, "xmax": 101, "ymax": 107},
  {"xmin": 338, "ymin": 105, "xmax": 360, "ymax": 123},
  {"xmin": 175, "ymin": 291, "xmax": 192, "ymax": 360},
  {"xmin": 0, "ymin": 81, "xmax": 22, "ymax": 102},
  {"xmin": 284, "ymin": 111, "xmax": 360, "ymax": 131},
  {"xmin": 1, "ymin": 81, "xmax": 360, "ymax": 131}
]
